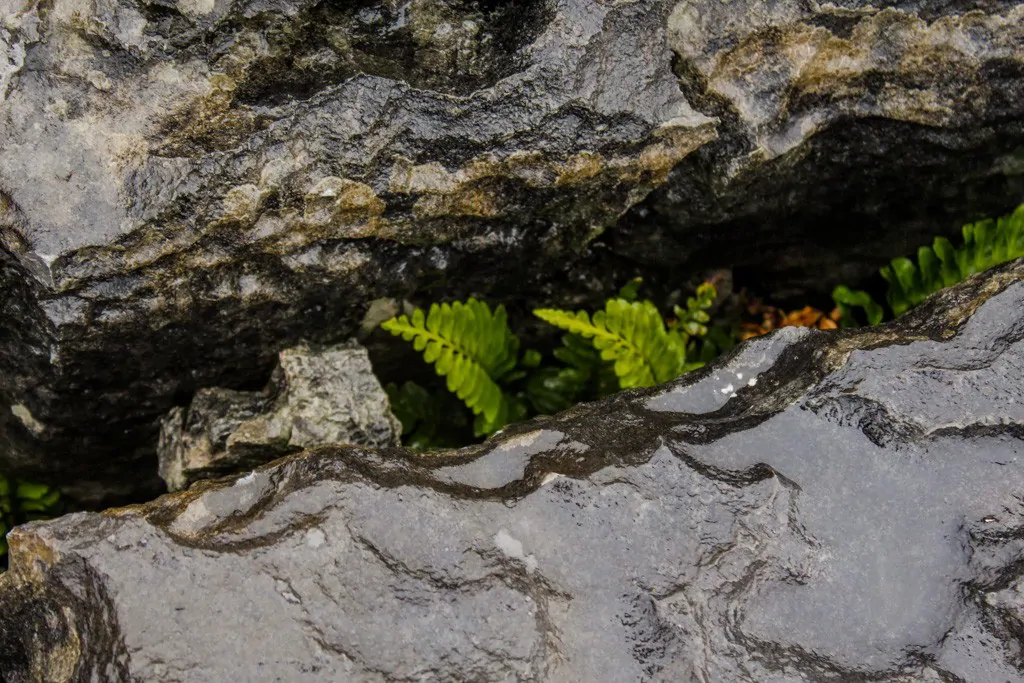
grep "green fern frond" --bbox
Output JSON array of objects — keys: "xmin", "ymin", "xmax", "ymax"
[
  {"xmin": 834, "ymin": 203, "xmax": 1024, "ymax": 323},
  {"xmin": 381, "ymin": 299, "xmax": 519, "ymax": 433},
  {"xmin": 534, "ymin": 299, "xmax": 686, "ymax": 389},
  {"xmin": 883, "ymin": 205, "xmax": 1024, "ymax": 316}
]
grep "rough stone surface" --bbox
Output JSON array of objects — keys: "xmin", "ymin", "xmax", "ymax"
[
  {"xmin": 1, "ymin": 0, "xmax": 1022, "ymax": 501},
  {"xmin": 158, "ymin": 341, "xmax": 400, "ymax": 492},
  {"xmin": 1, "ymin": 261, "xmax": 1022, "ymax": 682}
]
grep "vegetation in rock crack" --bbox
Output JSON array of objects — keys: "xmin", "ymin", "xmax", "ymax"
[
  {"xmin": 381, "ymin": 299, "xmax": 533, "ymax": 439},
  {"xmin": 833, "ymin": 203, "xmax": 1024, "ymax": 325},
  {"xmin": 3, "ymin": 205, "xmax": 1019, "ymax": 566},
  {"xmin": 0, "ymin": 475, "xmax": 64, "ymax": 562},
  {"xmin": 382, "ymin": 280, "xmax": 725, "ymax": 448},
  {"xmin": 384, "ymin": 202, "xmax": 1024, "ymax": 450}
]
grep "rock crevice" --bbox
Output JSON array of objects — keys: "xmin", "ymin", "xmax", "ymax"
[
  {"xmin": 1, "ymin": 0, "xmax": 1022, "ymax": 502},
  {"xmin": 1, "ymin": 261, "xmax": 1022, "ymax": 681}
]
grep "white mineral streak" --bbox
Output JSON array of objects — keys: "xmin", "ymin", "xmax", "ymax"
[{"xmin": 493, "ymin": 528, "xmax": 539, "ymax": 574}]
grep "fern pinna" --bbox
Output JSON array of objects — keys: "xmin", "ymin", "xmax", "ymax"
[
  {"xmin": 381, "ymin": 299, "xmax": 526, "ymax": 437},
  {"xmin": 834, "ymin": 203, "xmax": 1024, "ymax": 325}
]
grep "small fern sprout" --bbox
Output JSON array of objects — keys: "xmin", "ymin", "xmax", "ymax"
[
  {"xmin": 670, "ymin": 281, "xmax": 716, "ymax": 338},
  {"xmin": 617, "ymin": 277, "xmax": 644, "ymax": 302}
]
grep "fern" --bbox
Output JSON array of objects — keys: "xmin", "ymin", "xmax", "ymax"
[
  {"xmin": 381, "ymin": 299, "xmax": 522, "ymax": 437},
  {"xmin": 834, "ymin": 203, "xmax": 1024, "ymax": 324},
  {"xmin": 534, "ymin": 301, "xmax": 677, "ymax": 388},
  {"xmin": 832, "ymin": 285, "xmax": 885, "ymax": 327},
  {"xmin": 534, "ymin": 285, "xmax": 716, "ymax": 390},
  {"xmin": 384, "ymin": 282, "xmax": 722, "ymax": 448},
  {"xmin": 670, "ymin": 281, "xmax": 716, "ymax": 338},
  {"xmin": 524, "ymin": 333, "xmax": 618, "ymax": 414}
]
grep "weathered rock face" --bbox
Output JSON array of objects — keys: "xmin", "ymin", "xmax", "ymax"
[
  {"xmin": 615, "ymin": 0, "xmax": 1024, "ymax": 297},
  {"xmin": 1, "ymin": 0, "xmax": 1022, "ymax": 502},
  {"xmin": 1, "ymin": 261, "xmax": 1021, "ymax": 682},
  {"xmin": 158, "ymin": 341, "xmax": 400, "ymax": 492}
]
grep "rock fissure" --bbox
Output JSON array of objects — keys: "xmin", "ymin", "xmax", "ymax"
[
  {"xmin": 2, "ymin": 264, "xmax": 1024, "ymax": 682},
  {"xmin": 2, "ymin": 0, "xmax": 1023, "ymax": 505}
]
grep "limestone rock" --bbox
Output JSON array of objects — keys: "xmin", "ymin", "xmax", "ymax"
[
  {"xmin": 1, "ymin": 0, "xmax": 1022, "ymax": 503},
  {"xmin": 158, "ymin": 342, "xmax": 400, "ymax": 492},
  {"xmin": 1, "ymin": 260, "xmax": 1022, "ymax": 681}
]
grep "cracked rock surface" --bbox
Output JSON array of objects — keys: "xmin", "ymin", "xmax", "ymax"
[
  {"xmin": 1, "ymin": 0, "xmax": 1022, "ymax": 501},
  {"xmin": 158, "ymin": 341, "xmax": 400, "ymax": 492},
  {"xmin": 1, "ymin": 260, "xmax": 1022, "ymax": 682}
]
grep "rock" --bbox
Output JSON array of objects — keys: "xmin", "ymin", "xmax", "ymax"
[
  {"xmin": 1, "ymin": 261, "xmax": 1022, "ymax": 682},
  {"xmin": 1, "ymin": 0, "xmax": 1022, "ymax": 502},
  {"xmin": 614, "ymin": 0, "xmax": 1024, "ymax": 297},
  {"xmin": 158, "ymin": 341, "xmax": 400, "ymax": 492}
]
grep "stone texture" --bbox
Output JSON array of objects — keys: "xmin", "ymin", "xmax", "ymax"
[
  {"xmin": 1, "ymin": 260, "xmax": 1022, "ymax": 682},
  {"xmin": 1, "ymin": 0, "xmax": 1022, "ymax": 502},
  {"xmin": 158, "ymin": 341, "xmax": 400, "ymax": 492},
  {"xmin": 614, "ymin": 0, "xmax": 1024, "ymax": 297}
]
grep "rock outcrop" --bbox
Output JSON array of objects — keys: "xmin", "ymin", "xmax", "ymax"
[
  {"xmin": 1, "ymin": 0, "xmax": 1022, "ymax": 501},
  {"xmin": 158, "ymin": 341, "xmax": 400, "ymax": 492},
  {"xmin": 1, "ymin": 260, "xmax": 1021, "ymax": 682}
]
